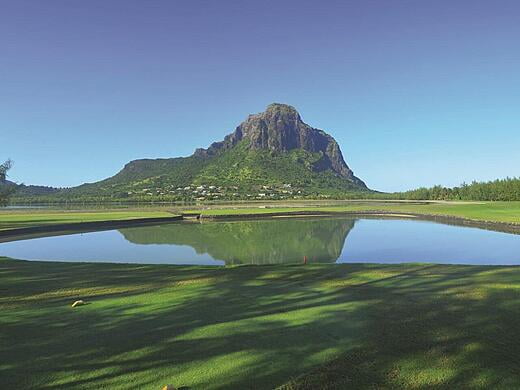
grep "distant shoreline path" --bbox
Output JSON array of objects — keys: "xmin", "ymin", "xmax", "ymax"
[{"xmin": 0, "ymin": 216, "xmax": 183, "ymax": 242}]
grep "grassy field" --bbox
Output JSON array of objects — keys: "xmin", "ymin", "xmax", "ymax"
[
  {"xmin": 192, "ymin": 201, "xmax": 520, "ymax": 224},
  {"xmin": 1, "ymin": 201, "xmax": 520, "ymax": 233},
  {"xmin": 0, "ymin": 209, "xmax": 174, "ymax": 231},
  {"xmin": 2, "ymin": 258, "xmax": 520, "ymax": 389}
]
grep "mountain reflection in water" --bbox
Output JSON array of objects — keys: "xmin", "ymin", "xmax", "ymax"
[{"xmin": 119, "ymin": 218, "xmax": 356, "ymax": 265}]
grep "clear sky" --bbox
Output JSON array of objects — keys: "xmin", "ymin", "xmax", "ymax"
[{"xmin": 2, "ymin": 0, "xmax": 519, "ymax": 192}]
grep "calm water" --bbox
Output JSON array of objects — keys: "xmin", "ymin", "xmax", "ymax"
[{"xmin": 1, "ymin": 217, "xmax": 520, "ymax": 266}]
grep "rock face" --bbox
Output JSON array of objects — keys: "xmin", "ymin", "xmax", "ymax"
[{"xmin": 195, "ymin": 103, "xmax": 366, "ymax": 187}]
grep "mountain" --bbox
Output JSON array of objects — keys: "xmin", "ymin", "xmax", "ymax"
[
  {"xmin": 193, "ymin": 103, "xmax": 365, "ymax": 186},
  {"xmin": 15, "ymin": 103, "xmax": 370, "ymax": 202}
]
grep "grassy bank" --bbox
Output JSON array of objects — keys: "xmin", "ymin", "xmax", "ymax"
[
  {"xmin": 0, "ymin": 209, "xmax": 174, "ymax": 231},
  {"xmin": 2, "ymin": 201, "xmax": 520, "ymax": 233},
  {"xmin": 192, "ymin": 201, "xmax": 520, "ymax": 224},
  {"xmin": 2, "ymin": 258, "xmax": 520, "ymax": 389}
]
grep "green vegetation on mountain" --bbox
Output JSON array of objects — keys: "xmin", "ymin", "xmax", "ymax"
[
  {"xmin": 65, "ymin": 155, "xmax": 209, "ymax": 200},
  {"xmin": 61, "ymin": 141, "xmax": 367, "ymax": 201}
]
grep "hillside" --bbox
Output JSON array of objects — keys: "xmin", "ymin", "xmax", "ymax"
[{"xmin": 14, "ymin": 103, "xmax": 370, "ymax": 202}]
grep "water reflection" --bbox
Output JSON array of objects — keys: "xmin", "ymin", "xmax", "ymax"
[
  {"xmin": 2, "ymin": 217, "xmax": 520, "ymax": 266},
  {"xmin": 119, "ymin": 218, "xmax": 356, "ymax": 265}
]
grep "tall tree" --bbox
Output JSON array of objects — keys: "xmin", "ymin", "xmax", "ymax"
[
  {"xmin": 0, "ymin": 159, "xmax": 12, "ymax": 182},
  {"xmin": 0, "ymin": 159, "xmax": 14, "ymax": 205}
]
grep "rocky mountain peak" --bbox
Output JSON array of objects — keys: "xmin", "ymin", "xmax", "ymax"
[
  {"xmin": 194, "ymin": 103, "xmax": 366, "ymax": 187},
  {"xmin": 263, "ymin": 103, "xmax": 301, "ymax": 120}
]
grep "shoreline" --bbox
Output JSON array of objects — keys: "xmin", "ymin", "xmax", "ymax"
[
  {"xmin": 197, "ymin": 209, "xmax": 520, "ymax": 234},
  {"xmin": 1, "ymin": 209, "xmax": 520, "ymax": 242},
  {"xmin": 0, "ymin": 216, "xmax": 183, "ymax": 242}
]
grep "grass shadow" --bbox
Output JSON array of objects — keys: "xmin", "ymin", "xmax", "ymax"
[{"xmin": 2, "ymin": 258, "xmax": 520, "ymax": 389}]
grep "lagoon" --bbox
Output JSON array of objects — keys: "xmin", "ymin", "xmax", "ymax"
[{"xmin": 1, "ymin": 217, "xmax": 520, "ymax": 265}]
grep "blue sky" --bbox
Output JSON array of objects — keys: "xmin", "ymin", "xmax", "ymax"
[{"xmin": 2, "ymin": 0, "xmax": 519, "ymax": 192}]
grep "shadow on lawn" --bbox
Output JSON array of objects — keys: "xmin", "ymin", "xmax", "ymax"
[{"xmin": 2, "ymin": 258, "xmax": 520, "ymax": 389}]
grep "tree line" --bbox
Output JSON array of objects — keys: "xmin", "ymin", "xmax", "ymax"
[{"xmin": 379, "ymin": 177, "xmax": 520, "ymax": 201}]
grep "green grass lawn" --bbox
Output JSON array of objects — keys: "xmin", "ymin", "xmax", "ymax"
[
  {"xmin": 2, "ymin": 258, "xmax": 520, "ymax": 389},
  {"xmin": 0, "ymin": 210, "xmax": 174, "ymax": 231},
  {"xmin": 193, "ymin": 201, "xmax": 520, "ymax": 224}
]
